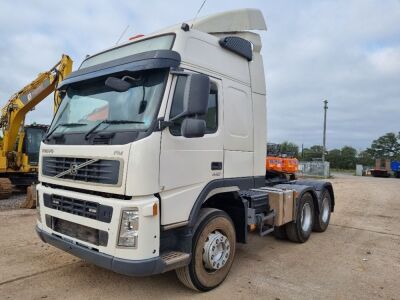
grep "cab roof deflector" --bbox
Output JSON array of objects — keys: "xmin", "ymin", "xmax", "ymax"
[
  {"xmin": 190, "ymin": 9, "xmax": 267, "ymax": 53},
  {"xmin": 191, "ymin": 8, "xmax": 267, "ymax": 33}
]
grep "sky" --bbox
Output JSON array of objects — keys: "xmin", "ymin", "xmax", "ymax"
[{"xmin": 0, "ymin": 0, "xmax": 399, "ymax": 150}]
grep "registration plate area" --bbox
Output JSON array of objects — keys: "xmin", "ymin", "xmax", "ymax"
[{"xmin": 46, "ymin": 215, "xmax": 108, "ymax": 247}]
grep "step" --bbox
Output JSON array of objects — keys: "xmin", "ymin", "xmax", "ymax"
[
  {"xmin": 161, "ymin": 251, "xmax": 191, "ymax": 272},
  {"xmin": 257, "ymin": 211, "xmax": 275, "ymax": 236}
]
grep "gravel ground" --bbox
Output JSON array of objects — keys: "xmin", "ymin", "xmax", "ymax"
[
  {"xmin": 0, "ymin": 192, "xmax": 26, "ymax": 211},
  {"xmin": 0, "ymin": 174, "xmax": 399, "ymax": 299}
]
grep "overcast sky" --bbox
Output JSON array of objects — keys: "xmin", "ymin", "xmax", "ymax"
[{"xmin": 0, "ymin": 0, "xmax": 399, "ymax": 150}]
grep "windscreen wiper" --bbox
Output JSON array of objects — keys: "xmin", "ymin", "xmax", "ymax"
[
  {"xmin": 44, "ymin": 122, "xmax": 87, "ymax": 141},
  {"xmin": 84, "ymin": 119, "xmax": 144, "ymax": 140}
]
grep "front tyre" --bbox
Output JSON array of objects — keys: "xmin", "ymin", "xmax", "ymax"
[
  {"xmin": 176, "ymin": 208, "xmax": 236, "ymax": 291},
  {"xmin": 313, "ymin": 190, "xmax": 331, "ymax": 232},
  {"xmin": 286, "ymin": 193, "xmax": 314, "ymax": 243}
]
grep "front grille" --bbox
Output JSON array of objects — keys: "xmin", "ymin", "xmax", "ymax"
[
  {"xmin": 46, "ymin": 215, "xmax": 108, "ymax": 246},
  {"xmin": 43, "ymin": 194, "xmax": 113, "ymax": 223},
  {"xmin": 42, "ymin": 156, "xmax": 120, "ymax": 185}
]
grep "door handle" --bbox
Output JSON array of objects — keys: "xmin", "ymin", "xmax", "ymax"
[{"xmin": 211, "ymin": 162, "xmax": 223, "ymax": 170}]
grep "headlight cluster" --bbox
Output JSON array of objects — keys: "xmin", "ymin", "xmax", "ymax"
[{"xmin": 118, "ymin": 210, "xmax": 139, "ymax": 247}]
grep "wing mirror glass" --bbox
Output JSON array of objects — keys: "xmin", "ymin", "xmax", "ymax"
[
  {"xmin": 182, "ymin": 73, "xmax": 210, "ymax": 117},
  {"xmin": 170, "ymin": 73, "xmax": 210, "ymax": 121}
]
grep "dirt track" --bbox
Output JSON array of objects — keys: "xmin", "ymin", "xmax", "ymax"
[{"xmin": 0, "ymin": 174, "xmax": 399, "ymax": 299}]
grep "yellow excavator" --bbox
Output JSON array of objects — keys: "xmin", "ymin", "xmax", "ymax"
[{"xmin": 0, "ymin": 55, "xmax": 73, "ymax": 203}]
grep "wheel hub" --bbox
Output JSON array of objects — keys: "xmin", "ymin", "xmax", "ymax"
[
  {"xmin": 202, "ymin": 230, "xmax": 230, "ymax": 270},
  {"xmin": 321, "ymin": 197, "xmax": 330, "ymax": 223},
  {"xmin": 301, "ymin": 203, "xmax": 312, "ymax": 232}
]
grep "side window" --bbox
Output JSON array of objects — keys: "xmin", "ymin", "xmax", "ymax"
[{"xmin": 169, "ymin": 76, "xmax": 218, "ymax": 136}]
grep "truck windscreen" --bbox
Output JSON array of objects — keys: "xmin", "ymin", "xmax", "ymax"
[{"xmin": 49, "ymin": 69, "xmax": 167, "ymax": 136}]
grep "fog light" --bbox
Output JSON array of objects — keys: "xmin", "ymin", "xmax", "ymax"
[{"xmin": 118, "ymin": 210, "xmax": 139, "ymax": 247}]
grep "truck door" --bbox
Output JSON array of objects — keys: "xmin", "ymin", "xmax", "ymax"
[{"xmin": 159, "ymin": 75, "xmax": 223, "ymax": 225}]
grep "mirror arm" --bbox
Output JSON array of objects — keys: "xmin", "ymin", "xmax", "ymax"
[{"xmin": 157, "ymin": 117, "xmax": 174, "ymax": 131}]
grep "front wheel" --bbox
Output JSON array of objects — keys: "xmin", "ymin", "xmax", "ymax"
[
  {"xmin": 176, "ymin": 208, "xmax": 236, "ymax": 291},
  {"xmin": 286, "ymin": 193, "xmax": 314, "ymax": 243}
]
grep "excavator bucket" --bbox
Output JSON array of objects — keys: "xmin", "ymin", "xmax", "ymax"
[
  {"xmin": 20, "ymin": 184, "xmax": 37, "ymax": 209},
  {"xmin": 0, "ymin": 178, "xmax": 13, "ymax": 200}
]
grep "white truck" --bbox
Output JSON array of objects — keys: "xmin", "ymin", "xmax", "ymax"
[{"xmin": 35, "ymin": 9, "xmax": 335, "ymax": 291}]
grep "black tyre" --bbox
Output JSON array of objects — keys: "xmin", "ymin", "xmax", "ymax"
[
  {"xmin": 175, "ymin": 208, "xmax": 236, "ymax": 291},
  {"xmin": 313, "ymin": 190, "xmax": 331, "ymax": 232},
  {"xmin": 273, "ymin": 225, "xmax": 288, "ymax": 240},
  {"xmin": 286, "ymin": 193, "xmax": 314, "ymax": 243}
]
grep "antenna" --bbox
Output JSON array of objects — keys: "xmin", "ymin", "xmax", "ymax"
[
  {"xmin": 115, "ymin": 25, "xmax": 130, "ymax": 45},
  {"xmin": 191, "ymin": 0, "xmax": 207, "ymax": 28}
]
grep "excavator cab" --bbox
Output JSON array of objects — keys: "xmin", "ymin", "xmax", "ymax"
[{"xmin": 22, "ymin": 125, "xmax": 48, "ymax": 166}]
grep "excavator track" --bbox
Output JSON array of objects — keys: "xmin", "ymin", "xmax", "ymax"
[{"xmin": 0, "ymin": 178, "xmax": 13, "ymax": 199}]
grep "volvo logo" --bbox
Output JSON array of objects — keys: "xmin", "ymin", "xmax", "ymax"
[
  {"xmin": 42, "ymin": 149, "xmax": 54, "ymax": 154},
  {"xmin": 70, "ymin": 164, "xmax": 79, "ymax": 175},
  {"xmin": 55, "ymin": 159, "xmax": 99, "ymax": 178}
]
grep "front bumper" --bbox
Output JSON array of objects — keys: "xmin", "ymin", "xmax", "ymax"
[{"xmin": 36, "ymin": 225, "xmax": 165, "ymax": 276}]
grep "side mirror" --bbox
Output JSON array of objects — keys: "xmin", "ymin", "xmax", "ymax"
[
  {"xmin": 170, "ymin": 73, "xmax": 209, "ymax": 120},
  {"xmin": 181, "ymin": 118, "xmax": 206, "ymax": 138}
]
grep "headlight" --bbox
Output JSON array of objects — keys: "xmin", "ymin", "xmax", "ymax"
[{"xmin": 118, "ymin": 210, "xmax": 139, "ymax": 247}]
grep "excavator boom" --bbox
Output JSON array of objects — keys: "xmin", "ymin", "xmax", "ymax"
[
  {"xmin": 0, "ymin": 55, "xmax": 72, "ymax": 201},
  {"xmin": 0, "ymin": 55, "xmax": 72, "ymax": 155}
]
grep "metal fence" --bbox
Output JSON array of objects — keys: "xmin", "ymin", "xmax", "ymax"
[{"xmin": 298, "ymin": 161, "xmax": 330, "ymax": 178}]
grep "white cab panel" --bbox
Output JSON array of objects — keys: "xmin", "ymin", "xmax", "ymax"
[
  {"xmin": 223, "ymin": 82, "xmax": 253, "ymax": 152},
  {"xmin": 159, "ymin": 78, "xmax": 224, "ymax": 225},
  {"xmin": 125, "ymin": 133, "xmax": 161, "ymax": 196},
  {"xmin": 252, "ymin": 92, "xmax": 267, "ymax": 177},
  {"xmin": 159, "ymin": 183, "xmax": 205, "ymax": 225},
  {"xmin": 175, "ymin": 30, "xmax": 250, "ymax": 85},
  {"xmin": 224, "ymin": 150, "xmax": 253, "ymax": 178}
]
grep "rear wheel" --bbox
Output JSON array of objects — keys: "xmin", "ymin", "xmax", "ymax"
[
  {"xmin": 176, "ymin": 208, "xmax": 236, "ymax": 291},
  {"xmin": 273, "ymin": 225, "xmax": 288, "ymax": 240},
  {"xmin": 286, "ymin": 193, "xmax": 314, "ymax": 243},
  {"xmin": 313, "ymin": 190, "xmax": 331, "ymax": 232}
]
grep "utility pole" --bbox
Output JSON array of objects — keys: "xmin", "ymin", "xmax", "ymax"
[{"xmin": 322, "ymin": 100, "xmax": 328, "ymax": 162}]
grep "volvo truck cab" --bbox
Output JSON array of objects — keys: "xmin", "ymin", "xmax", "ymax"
[{"xmin": 36, "ymin": 9, "xmax": 334, "ymax": 291}]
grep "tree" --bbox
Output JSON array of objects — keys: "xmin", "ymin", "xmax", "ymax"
[
  {"xmin": 280, "ymin": 141, "xmax": 299, "ymax": 158},
  {"xmin": 357, "ymin": 150, "xmax": 374, "ymax": 167},
  {"xmin": 340, "ymin": 146, "xmax": 357, "ymax": 169},
  {"xmin": 325, "ymin": 146, "xmax": 357, "ymax": 169},
  {"xmin": 326, "ymin": 149, "xmax": 341, "ymax": 168},
  {"xmin": 367, "ymin": 132, "xmax": 400, "ymax": 160},
  {"xmin": 302, "ymin": 145, "xmax": 323, "ymax": 161}
]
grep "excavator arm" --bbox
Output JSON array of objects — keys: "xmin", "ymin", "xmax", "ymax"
[{"xmin": 0, "ymin": 55, "xmax": 72, "ymax": 168}]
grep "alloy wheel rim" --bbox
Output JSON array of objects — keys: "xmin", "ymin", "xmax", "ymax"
[
  {"xmin": 321, "ymin": 197, "xmax": 330, "ymax": 223},
  {"xmin": 301, "ymin": 203, "xmax": 312, "ymax": 232},
  {"xmin": 202, "ymin": 230, "xmax": 230, "ymax": 271}
]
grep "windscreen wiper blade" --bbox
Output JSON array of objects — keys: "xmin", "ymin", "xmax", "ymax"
[
  {"xmin": 84, "ymin": 119, "xmax": 144, "ymax": 140},
  {"xmin": 44, "ymin": 123, "xmax": 87, "ymax": 140}
]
